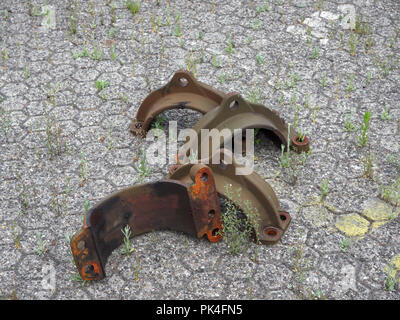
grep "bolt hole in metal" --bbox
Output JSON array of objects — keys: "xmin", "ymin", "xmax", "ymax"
[
  {"xmin": 200, "ymin": 172, "xmax": 208, "ymax": 181},
  {"xmin": 85, "ymin": 264, "xmax": 95, "ymax": 274},
  {"xmin": 280, "ymin": 214, "xmax": 287, "ymax": 221},
  {"xmin": 264, "ymin": 228, "xmax": 278, "ymax": 237},
  {"xmin": 179, "ymin": 77, "xmax": 188, "ymax": 87},
  {"xmin": 208, "ymin": 209, "xmax": 215, "ymax": 219},
  {"xmin": 229, "ymin": 100, "xmax": 239, "ymax": 110},
  {"xmin": 135, "ymin": 122, "xmax": 142, "ymax": 129}
]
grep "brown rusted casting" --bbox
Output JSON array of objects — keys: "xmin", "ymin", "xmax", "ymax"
[
  {"xmin": 168, "ymin": 149, "xmax": 291, "ymax": 245},
  {"xmin": 71, "ymin": 165, "xmax": 222, "ymax": 281},
  {"xmin": 178, "ymin": 92, "xmax": 310, "ymax": 162},
  {"xmin": 130, "ymin": 70, "xmax": 226, "ymax": 137}
]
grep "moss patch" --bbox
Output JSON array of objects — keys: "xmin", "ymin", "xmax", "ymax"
[
  {"xmin": 335, "ymin": 213, "xmax": 370, "ymax": 237},
  {"xmin": 362, "ymin": 200, "xmax": 396, "ymax": 221},
  {"xmin": 303, "ymin": 205, "xmax": 335, "ymax": 229}
]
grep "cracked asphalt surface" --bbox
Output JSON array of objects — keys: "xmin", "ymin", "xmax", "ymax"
[{"xmin": 0, "ymin": 0, "xmax": 399, "ymax": 300}]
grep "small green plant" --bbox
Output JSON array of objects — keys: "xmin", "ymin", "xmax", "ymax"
[
  {"xmin": 361, "ymin": 148, "xmax": 374, "ymax": 179},
  {"xmin": 379, "ymin": 60, "xmax": 391, "ymax": 78},
  {"xmin": 255, "ymin": 54, "xmax": 264, "ymax": 65},
  {"xmin": 252, "ymin": 19, "xmax": 261, "ymax": 30},
  {"xmin": 354, "ymin": 17, "xmax": 371, "ymax": 35},
  {"xmin": 347, "ymin": 33, "xmax": 358, "ymax": 56},
  {"xmin": 198, "ymin": 29, "xmax": 204, "ymax": 40},
  {"xmin": 36, "ymin": 232, "xmax": 47, "ymax": 256},
  {"xmin": 290, "ymin": 93, "xmax": 297, "ymax": 107},
  {"xmin": 346, "ymin": 74, "xmax": 354, "ymax": 94},
  {"xmin": 384, "ymin": 263, "xmax": 397, "ymax": 291},
  {"xmin": 69, "ymin": 15, "xmax": 77, "ymax": 35},
  {"xmin": 41, "ymin": 82, "xmax": 61, "ymax": 105},
  {"xmin": 288, "ymin": 72, "xmax": 300, "ymax": 89},
  {"xmin": 292, "ymin": 241, "xmax": 312, "ymax": 285},
  {"xmin": 344, "ymin": 111, "xmax": 356, "ymax": 135},
  {"xmin": 320, "ymin": 72, "xmax": 327, "ymax": 87},
  {"xmin": 256, "ymin": 0, "xmax": 270, "ymax": 13},
  {"xmin": 71, "ymin": 272, "xmax": 87, "ymax": 285},
  {"xmin": 379, "ymin": 178, "xmax": 400, "ymax": 206},
  {"xmin": 95, "ymin": 80, "xmax": 110, "ymax": 91},
  {"xmin": 151, "ymin": 114, "xmax": 166, "ymax": 130},
  {"xmin": 133, "ymin": 147, "xmax": 151, "ymax": 183},
  {"xmin": 16, "ymin": 182, "xmax": 31, "ymax": 210},
  {"xmin": 11, "ymin": 224, "xmax": 22, "ymax": 250},
  {"xmin": 387, "ymin": 147, "xmax": 400, "ymax": 170},
  {"xmin": 254, "ymin": 128, "xmax": 261, "ymax": 145},
  {"xmin": 83, "ymin": 199, "xmax": 90, "ymax": 214},
  {"xmin": 174, "ymin": 23, "xmax": 182, "ymax": 37},
  {"xmin": 110, "ymin": 45, "xmax": 117, "ymax": 61},
  {"xmin": 315, "ymin": 0, "xmax": 324, "ymax": 10},
  {"xmin": 72, "ymin": 47, "xmax": 88, "ymax": 60},
  {"xmin": 340, "ymin": 238, "xmax": 351, "ymax": 253},
  {"xmin": 297, "ymin": 128, "xmax": 306, "ymax": 143},
  {"xmin": 110, "ymin": 3, "xmax": 117, "ymax": 24},
  {"xmin": 109, "ymin": 27, "xmax": 115, "ymax": 38},
  {"xmin": 311, "ymin": 47, "xmax": 319, "ymax": 59},
  {"xmin": 364, "ymin": 37, "xmax": 374, "ymax": 53},
  {"xmin": 311, "ymin": 106, "xmax": 320, "ymax": 123},
  {"xmin": 120, "ymin": 225, "xmax": 134, "ymax": 256},
  {"xmin": 247, "ymin": 87, "xmax": 262, "ymax": 104},
  {"xmin": 50, "ymin": 186, "xmax": 68, "ymax": 216},
  {"xmin": 380, "ymin": 106, "xmax": 392, "ymax": 120},
  {"xmin": 91, "ymin": 46, "xmax": 103, "ymax": 60},
  {"xmin": 358, "ymin": 110, "xmax": 372, "ymax": 147},
  {"xmin": 24, "ymin": 66, "xmax": 30, "ymax": 79},
  {"xmin": 126, "ymin": 0, "xmax": 140, "ymax": 15},
  {"xmin": 309, "ymin": 289, "xmax": 326, "ymax": 300},
  {"xmin": 79, "ymin": 151, "xmax": 88, "ymax": 183},
  {"xmin": 211, "ymin": 54, "xmax": 221, "ymax": 68},
  {"xmin": 225, "ymin": 34, "xmax": 234, "ymax": 55},
  {"xmin": 304, "ymin": 93, "xmax": 311, "ymax": 109},
  {"xmin": 320, "ymin": 178, "xmax": 330, "ymax": 201},
  {"xmin": 65, "ymin": 177, "xmax": 72, "ymax": 196},
  {"xmin": 366, "ymin": 71, "xmax": 372, "ymax": 84},
  {"xmin": 44, "ymin": 114, "xmax": 67, "ymax": 158},
  {"xmin": 1, "ymin": 40, "xmax": 8, "ymax": 65},
  {"xmin": 173, "ymin": 12, "xmax": 182, "ymax": 37},
  {"xmin": 133, "ymin": 257, "xmax": 141, "ymax": 282},
  {"xmin": 220, "ymin": 185, "xmax": 260, "ymax": 255}
]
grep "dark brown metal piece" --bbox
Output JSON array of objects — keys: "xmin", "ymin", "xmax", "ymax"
[
  {"xmin": 130, "ymin": 70, "xmax": 226, "ymax": 137},
  {"xmin": 71, "ymin": 165, "xmax": 222, "ymax": 281},
  {"xmin": 178, "ymin": 92, "xmax": 310, "ymax": 161},
  {"xmin": 168, "ymin": 149, "xmax": 291, "ymax": 245}
]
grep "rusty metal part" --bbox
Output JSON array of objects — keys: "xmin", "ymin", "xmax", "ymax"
[
  {"xmin": 130, "ymin": 70, "xmax": 226, "ymax": 137},
  {"xmin": 71, "ymin": 165, "xmax": 222, "ymax": 281},
  {"xmin": 178, "ymin": 92, "xmax": 310, "ymax": 161},
  {"xmin": 168, "ymin": 149, "xmax": 291, "ymax": 245}
]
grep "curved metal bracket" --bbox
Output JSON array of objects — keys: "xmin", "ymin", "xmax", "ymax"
[
  {"xmin": 130, "ymin": 70, "xmax": 226, "ymax": 137},
  {"xmin": 178, "ymin": 92, "xmax": 310, "ymax": 161},
  {"xmin": 70, "ymin": 165, "xmax": 222, "ymax": 280},
  {"xmin": 168, "ymin": 149, "xmax": 291, "ymax": 245}
]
